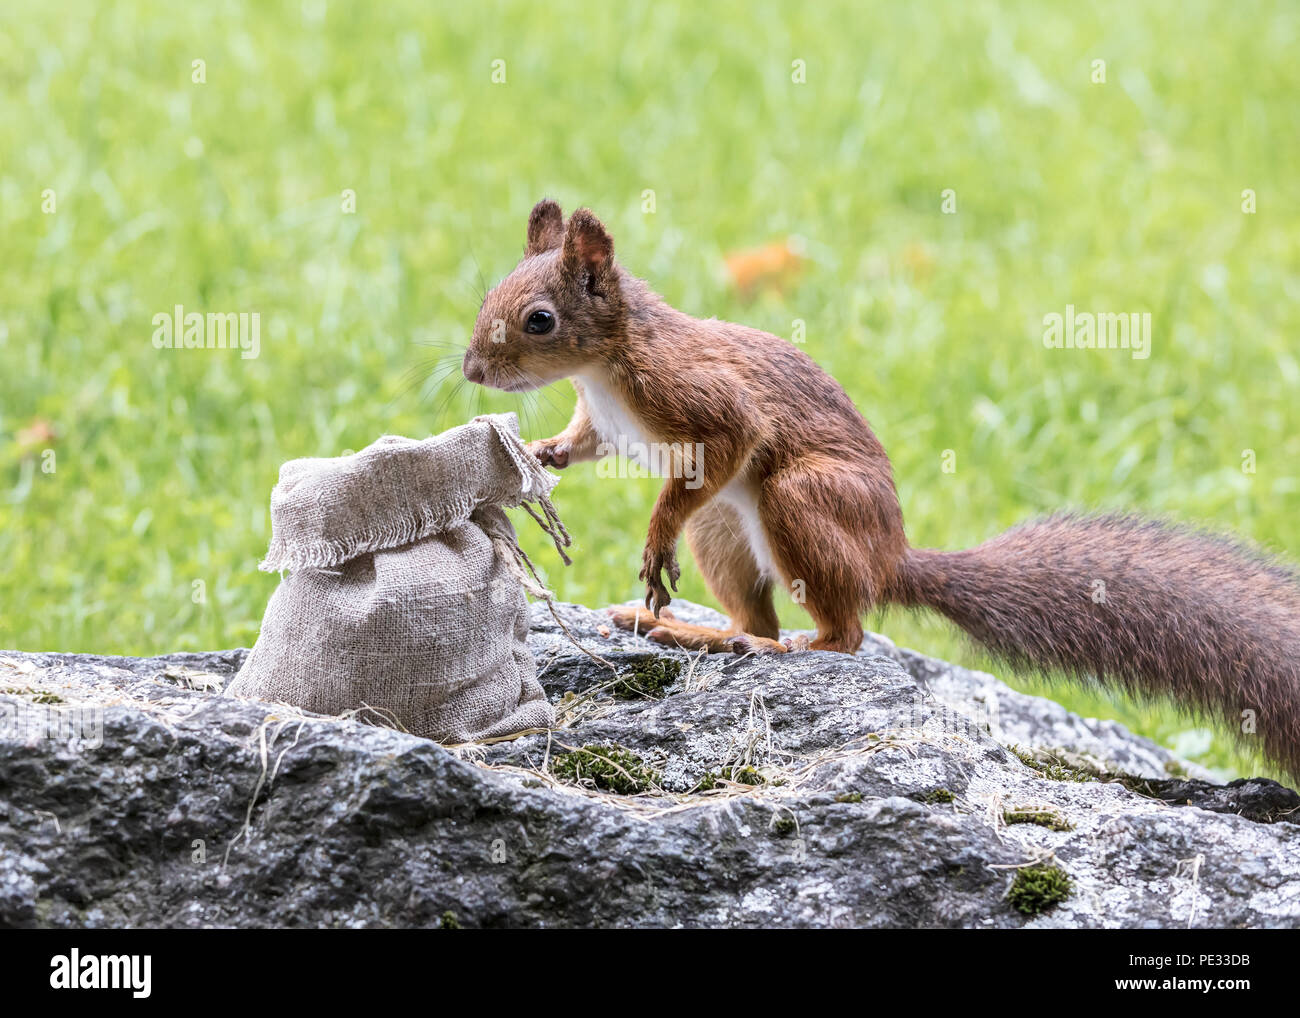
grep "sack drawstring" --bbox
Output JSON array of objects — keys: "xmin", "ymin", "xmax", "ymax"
[
  {"xmin": 492, "ymin": 536, "xmax": 617, "ymax": 677},
  {"xmin": 479, "ymin": 413, "xmax": 573, "ymax": 566}
]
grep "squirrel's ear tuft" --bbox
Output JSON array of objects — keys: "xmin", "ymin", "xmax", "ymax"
[
  {"xmin": 526, "ymin": 199, "xmax": 564, "ymax": 256},
  {"xmin": 562, "ymin": 208, "xmax": 615, "ymax": 290}
]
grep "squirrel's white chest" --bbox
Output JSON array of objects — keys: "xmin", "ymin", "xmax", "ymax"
[
  {"xmin": 574, "ymin": 373, "xmax": 779, "ymax": 580},
  {"xmin": 575, "ymin": 373, "xmax": 659, "ymax": 469}
]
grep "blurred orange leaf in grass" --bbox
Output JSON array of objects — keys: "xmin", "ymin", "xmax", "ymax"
[
  {"xmin": 724, "ymin": 239, "xmax": 804, "ymax": 297},
  {"xmin": 14, "ymin": 418, "xmax": 58, "ymax": 458}
]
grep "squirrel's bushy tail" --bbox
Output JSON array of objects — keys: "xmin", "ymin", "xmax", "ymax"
[{"xmin": 890, "ymin": 513, "xmax": 1300, "ymax": 778}]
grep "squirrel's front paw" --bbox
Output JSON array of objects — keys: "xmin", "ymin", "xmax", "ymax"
[
  {"xmin": 638, "ymin": 545, "xmax": 680, "ymax": 617},
  {"xmin": 526, "ymin": 437, "xmax": 571, "ymax": 469}
]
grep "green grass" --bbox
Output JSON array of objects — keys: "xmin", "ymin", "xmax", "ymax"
[{"xmin": 2, "ymin": 1, "xmax": 1297, "ymax": 781}]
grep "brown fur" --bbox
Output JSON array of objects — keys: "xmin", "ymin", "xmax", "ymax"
[{"xmin": 465, "ymin": 200, "xmax": 1300, "ymax": 777}]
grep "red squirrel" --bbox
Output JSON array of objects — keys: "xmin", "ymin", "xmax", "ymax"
[{"xmin": 463, "ymin": 199, "xmax": 1300, "ymax": 777}]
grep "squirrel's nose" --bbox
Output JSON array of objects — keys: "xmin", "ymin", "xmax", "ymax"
[{"xmin": 462, "ymin": 352, "xmax": 486, "ymax": 385}]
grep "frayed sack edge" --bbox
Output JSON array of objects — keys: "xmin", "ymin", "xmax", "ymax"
[{"xmin": 258, "ymin": 414, "xmax": 571, "ymax": 573}]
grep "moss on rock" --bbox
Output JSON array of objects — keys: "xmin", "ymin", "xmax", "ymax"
[
  {"xmin": 611, "ymin": 655, "xmax": 683, "ymax": 700},
  {"xmin": 1007, "ymin": 863, "xmax": 1073, "ymax": 915},
  {"xmin": 1003, "ymin": 807, "xmax": 1073, "ymax": 832},
  {"xmin": 551, "ymin": 744, "xmax": 660, "ymax": 795}
]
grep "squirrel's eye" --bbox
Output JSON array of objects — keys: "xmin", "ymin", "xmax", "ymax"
[{"xmin": 524, "ymin": 310, "xmax": 555, "ymax": 335}]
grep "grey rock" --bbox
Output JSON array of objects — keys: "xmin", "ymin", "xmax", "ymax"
[
  {"xmin": 1, "ymin": 600, "xmax": 1296, "ymax": 928},
  {"xmin": 1113, "ymin": 777, "xmax": 1299, "ymax": 825}
]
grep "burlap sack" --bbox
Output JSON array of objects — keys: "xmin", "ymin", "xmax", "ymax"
[{"xmin": 228, "ymin": 413, "xmax": 567, "ymax": 743}]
